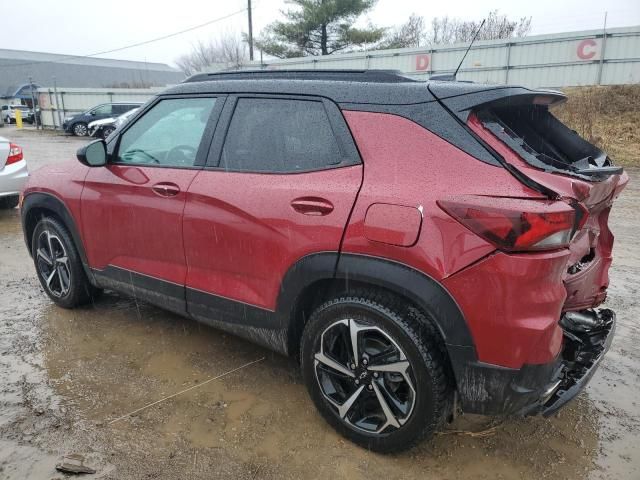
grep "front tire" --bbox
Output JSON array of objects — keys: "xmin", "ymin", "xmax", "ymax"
[
  {"xmin": 102, "ymin": 126, "xmax": 115, "ymax": 138},
  {"xmin": 72, "ymin": 122, "xmax": 88, "ymax": 136},
  {"xmin": 31, "ymin": 217, "xmax": 100, "ymax": 308},
  {"xmin": 300, "ymin": 290, "xmax": 451, "ymax": 453}
]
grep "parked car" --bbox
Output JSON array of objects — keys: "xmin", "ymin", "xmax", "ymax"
[
  {"xmin": 2, "ymin": 105, "xmax": 34, "ymax": 124},
  {"xmin": 20, "ymin": 70, "xmax": 628, "ymax": 452},
  {"xmin": 63, "ymin": 102, "xmax": 142, "ymax": 136},
  {"xmin": 0, "ymin": 137, "xmax": 27, "ymax": 208},
  {"xmin": 89, "ymin": 108, "xmax": 140, "ymax": 139}
]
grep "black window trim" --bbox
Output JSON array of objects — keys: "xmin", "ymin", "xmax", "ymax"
[
  {"xmin": 204, "ymin": 93, "xmax": 361, "ymax": 174},
  {"xmin": 108, "ymin": 93, "xmax": 226, "ymax": 170}
]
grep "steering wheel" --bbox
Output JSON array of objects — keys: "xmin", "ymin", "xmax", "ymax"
[
  {"xmin": 167, "ymin": 144, "xmax": 197, "ymax": 165},
  {"xmin": 122, "ymin": 148, "xmax": 160, "ymax": 164}
]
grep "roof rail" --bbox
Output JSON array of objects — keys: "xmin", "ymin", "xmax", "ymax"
[{"xmin": 183, "ymin": 69, "xmax": 418, "ymax": 84}]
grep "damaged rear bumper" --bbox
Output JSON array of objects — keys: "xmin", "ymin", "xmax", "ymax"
[
  {"xmin": 534, "ymin": 308, "xmax": 615, "ymax": 416},
  {"xmin": 455, "ymin": 308, "xmax": 615, "ymax": 416}
]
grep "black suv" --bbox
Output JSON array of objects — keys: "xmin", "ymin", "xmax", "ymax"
[{"xmin": 63, "ymin": 102, "xmax": 142, "ymax": 136}]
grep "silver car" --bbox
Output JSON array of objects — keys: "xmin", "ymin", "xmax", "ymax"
[
  {"xmin": 0, "ymin": 137, "xmax": 28, "ymax": 209},
  {"xmin": 2, "ymin": 105, "xmax": 34, "ymax": 124}
]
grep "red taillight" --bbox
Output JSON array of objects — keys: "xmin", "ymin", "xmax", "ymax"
[
  {"xmin": 6, "ymin": 143, "xmax": 23, "ymax": 165},
  {"xmin": 438, "ymin": 196, "xmax": 578, "ymax": 252}
]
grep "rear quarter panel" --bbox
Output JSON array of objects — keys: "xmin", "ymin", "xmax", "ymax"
[
  {"xmin": 341, "ymin": 110, "xmax": 573, "ymax": 369},
  {"xmin": 341, "ymin": 110, "xmax": 542, "ymax": 280}
]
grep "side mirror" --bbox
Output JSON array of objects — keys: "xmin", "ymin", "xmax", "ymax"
[{"xmin": 77, "ymin": 140, "xmax": 107, "ymax": 167}]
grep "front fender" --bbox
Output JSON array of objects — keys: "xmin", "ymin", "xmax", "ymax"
[{"xmin": 21, "ymin": 192, "xmax": 95, "ymax": 283}]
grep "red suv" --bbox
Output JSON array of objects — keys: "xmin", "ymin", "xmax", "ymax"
[{"xmin": 21, "ymin": 70, "xmax": 628, "ymax": 452}]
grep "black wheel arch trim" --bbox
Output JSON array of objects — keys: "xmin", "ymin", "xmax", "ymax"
[
  {"xmin": 21, "ymin": 192, "xmax": 95, "ymax": 283},
  {"xmin": 277, "ymin": 252, "xmax": 479, "ymax": 409},
  {"xmin": 277, "ymin": 252, "xmax": 475, "ymax": 348}
]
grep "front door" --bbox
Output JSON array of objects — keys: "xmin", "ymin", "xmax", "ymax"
[{"xmin": 81, "ymin": 95, "xmax": 222, "ymax": 313}]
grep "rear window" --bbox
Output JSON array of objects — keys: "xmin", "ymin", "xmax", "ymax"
[{"xmin": 476, "ymin": 105, "xmax": 616, "ymax": 177}]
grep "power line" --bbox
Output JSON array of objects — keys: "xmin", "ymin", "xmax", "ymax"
[{"xmin": 1, "ymin": 7, "xmax": 248, "ymax": 69}]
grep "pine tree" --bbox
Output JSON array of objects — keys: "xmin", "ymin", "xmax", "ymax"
[{"xmin": 256, "ymin": 0, "xmax": 384, "ymax": 58}]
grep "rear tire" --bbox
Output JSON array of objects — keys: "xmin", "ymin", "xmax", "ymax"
[
  {"xmin": 300, "ymin": 290, "xmax": 451, "ymax": 453},
  {"xmin": 31, "ymin": 217, "xmax": 101, "ymax": 308},
  {"xmin": 0, "ymin": 195, "xmax": 19, "ymax": 209}
]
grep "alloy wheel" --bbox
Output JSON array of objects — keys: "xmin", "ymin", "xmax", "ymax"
[
  {"xmin": 73, "ymin": 123, "xmax": 87, "ymax": 136},
  {"xmin": 36, "ymin": 230, "xmax": 71, "ymax": 298},
  {"xmin": 314, "ymin": 318, "xmax": 416, "ymax": 434}
]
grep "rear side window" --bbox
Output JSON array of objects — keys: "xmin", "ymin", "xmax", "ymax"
[
  {"xmin": 220, "ymin": 98, "xmax": 342, "ymax": 173},
  {"xmin": 112, "ymin": 104, "xmax": 134, "ymax": 115}
]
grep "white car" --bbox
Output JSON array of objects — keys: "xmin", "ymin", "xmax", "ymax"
[
  {"xmin": 88, "ymin": 107, "xmax": 140, "ymax": 139},
  {"xmin": 2, "ymin": 105, "xmax": 34, "ymax": 124},
  {"xmin": 0, "ymin": 137, "xmax": 28, "ymax": 209}
]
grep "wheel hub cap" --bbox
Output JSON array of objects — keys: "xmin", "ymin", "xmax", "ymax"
[
  {"xmin": 36, "ymin": 230, "xmax": 71, "ymax": 298},
  {"xmin": 314, "ymin": 319, "xmax": 416, "ymax": 434}
]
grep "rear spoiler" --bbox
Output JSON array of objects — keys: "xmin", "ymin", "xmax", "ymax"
[
  {"xmin": 429, "ymin": 84, "xmax": 567, "ymax": 122},
  {"xmin": 428, "ymin": 82, "xmax": 621, "ymax": 183}
]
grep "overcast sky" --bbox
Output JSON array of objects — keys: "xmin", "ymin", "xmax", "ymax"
[{"xmin": 2, "ymin": 0, "xmax": 639, "ymax": 67}]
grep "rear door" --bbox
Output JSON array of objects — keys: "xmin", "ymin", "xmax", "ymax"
[
  {"xmin": 183, "ymin": 95, "xmax": 362, "ymax": 318},
  {"xmin": 81, "ymin": 95, "xmax": 223, "ymax": 314}
]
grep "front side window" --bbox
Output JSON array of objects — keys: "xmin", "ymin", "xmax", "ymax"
[
  {"xmin": 220, "ymin": 98, "xmax": 342, "ymax": 172},
  {"xmin": 92, "ymin": 104, "xmax": 113, "ymax": 116},
  {"xmin": 116, "ymin": 97, "xmax": 216, "ymax": 167}
]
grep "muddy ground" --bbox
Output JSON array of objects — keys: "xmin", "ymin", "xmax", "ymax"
[{"xmin": 0, "ymin": 125, "xmax": 638, "ymax": 479}]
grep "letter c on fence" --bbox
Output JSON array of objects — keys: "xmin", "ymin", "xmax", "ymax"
[
  {"xmin": 577, "ymin": 39, "xmax": 597, "ymax": 60},
  {"xmin": 415, "ymin": 54, "xmax": 430, "ymax": 71}
]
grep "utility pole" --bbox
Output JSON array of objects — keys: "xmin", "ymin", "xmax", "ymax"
[
  {"xmin": 53, "ymin": 76, "xmax": 63, "ymax": 130},
  {"xmin": 248, "ymin": 0, "xmax": 254, "ymax": 61},
  {"xmin": 597, "ymin": 11, "xmax": 608, "ymax": 85},
  {"xmin": 29, "ymin": 76, "xmax": 39, "ymax": 130}
]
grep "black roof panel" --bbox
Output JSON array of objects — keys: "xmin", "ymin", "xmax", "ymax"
[
  {"xmin": 164, "ymin": 69, "xmax": 542, "ymax": 106},
  {"xmin": 184, "ymin": 69, "xmax": 419, "ymax": 84},
  {"xmin": 164, "ymin": 77, "xmax": 436, "ymax": 105}
]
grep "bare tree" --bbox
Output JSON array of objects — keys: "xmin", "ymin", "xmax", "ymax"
[
  {"xmin": 427, "ymin": 10, "xmax": 531, "ymax": 45},
  {"xmin": 379, "ymin": 13, "xmax": 426, "ymax": 49},
  {"xmin": 175, "ymin": 33, "xmax": 248, "ymax": 76}
]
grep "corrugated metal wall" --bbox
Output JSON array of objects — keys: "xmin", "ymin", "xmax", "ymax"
[
  {"xmin": 36, "ymin": 87, "xmax": 162, "ymax": 129},
  {"xmin": 234, "ymin": 26, "xmax": 640, "ymax": 88},
  {"xmin": 32, "ymin": 26, "xmax": 639, "ymax": 128}
]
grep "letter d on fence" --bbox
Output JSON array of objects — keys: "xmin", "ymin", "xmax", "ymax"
[{"xmin": 415, "ymin": 54, "xmax": 430, "ymax": 71}]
